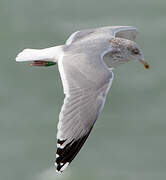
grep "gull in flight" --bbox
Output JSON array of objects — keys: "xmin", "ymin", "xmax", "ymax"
[{"xmin": 16, "ymin": 26, "xmax": 149, "ymax": 173}]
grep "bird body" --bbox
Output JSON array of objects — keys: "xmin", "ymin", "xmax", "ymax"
[{"xmin": 16, "ymin": 26, "xmax": 149, "ymax": 173}]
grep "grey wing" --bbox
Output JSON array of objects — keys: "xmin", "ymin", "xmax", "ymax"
[
  {"xmin": 55, "ymin": 54, "xmax": 113, "ymax": 172},
  {"xmin": 109, "ymin": 26, "xmax": 138, "ymax": 41},
  {"xmin": 66, "ymin": 26, "xmax": 138, "ymax": 46},
  {"xmin": 65, "ymin": 29, "xmax": 94, "ymax": 45}
]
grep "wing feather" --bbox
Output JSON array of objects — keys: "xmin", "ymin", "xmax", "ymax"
[
  {"xmin": 66, "ymin": 29, "xmax": 94, "ymax": 45},
  {"xmin": 111, "ymin": 26, "xmax": 138, "ymax": 41},
  {"xmin": 56, "ymin": 54, "xmax": 113, "ymax": 172},
  {"xmin": 65, "ymin": 26, "xmax": 137, "ymax": 46}
]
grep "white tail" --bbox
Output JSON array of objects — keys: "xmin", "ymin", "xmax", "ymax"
[{"xmin": 15, "ymin": 45, "xmax": 63, "ymax": 63}]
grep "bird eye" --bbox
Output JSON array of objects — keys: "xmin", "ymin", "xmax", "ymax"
[{"xmin": 132, "ymin": 49, "xmax": 139, "ymax": 55}]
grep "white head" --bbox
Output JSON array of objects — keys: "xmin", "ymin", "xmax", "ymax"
[{"xmin": 103, "ymin": 38, "xmax": 149, "ymax": 69}]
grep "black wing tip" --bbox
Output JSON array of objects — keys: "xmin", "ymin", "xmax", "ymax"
[
  {"xmin": 57, "ymin": 139, "xmax": 66, "ymax": 145},
  {"xmin": 55, "ymin": 131, "xmax": 92, "ymax": 173},
  {"xmin": 55, "ymin": 161, "xmax": 70, "ymax": 173},
  {"xmin": 55, "ymin": 139, "xmax": 70, "ymax": 173}
]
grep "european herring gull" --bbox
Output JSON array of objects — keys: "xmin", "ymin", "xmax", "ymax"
[{"xmin": 16, "ymin": 26, "xmax": 149, "ymax": 173}]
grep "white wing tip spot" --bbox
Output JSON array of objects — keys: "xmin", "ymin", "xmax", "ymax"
[
  {"xmin": 56, "ymin": 154, "xmax": 59, "ymax": 158},
  {"xmin": 55, "ymin": 162, "xmax": 69, "ymax": 174},
  {"xmin": 60, "ymin": 162, "xmax": 69, "ymax": 172},
  {"xmin": 57, "ymin": 143, "xmax": 64, "ymax": 149},
  {"xmin": 56, "ymin": 169, "xmax": 62, "ymax": 174}
]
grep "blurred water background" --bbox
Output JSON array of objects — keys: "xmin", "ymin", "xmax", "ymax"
[{"xmin": 0, "ymin": 0, "xmax": 166, "ymax": 179}]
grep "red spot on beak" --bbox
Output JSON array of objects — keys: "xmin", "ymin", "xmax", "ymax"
[
  {"xmin": 139, "ymin": 60, "xmax": 150, "ymax": 70},
  {"xmin": 144, "ymin": 63, "xmax": 150, "ymax": 69}
]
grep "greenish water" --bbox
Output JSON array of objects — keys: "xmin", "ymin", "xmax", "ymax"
[{"xmin": 0, "ymin": 0, "xmax": 166, "ymax": 179}]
